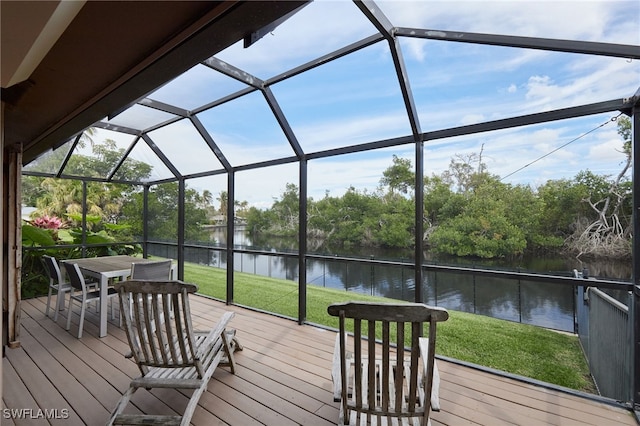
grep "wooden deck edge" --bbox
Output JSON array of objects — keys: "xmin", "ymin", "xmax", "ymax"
[
  {"xmin": 202, "ymin": 295, "xmax": 636, "ymax": 415},
  {"xmin": 434, "ymin": 354, "xmax": 635, "ymax": 412}
]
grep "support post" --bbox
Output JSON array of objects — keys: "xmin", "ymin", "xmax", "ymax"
[
  {"xmin": 226, "ymin": 171, "xmax": 235, "ymax": 304},
  {"xmin": 299, "ymin": 159, "xmax": 307, "ymax": 324},
  {"xmin": 178, "ymin": 179, "xmax": 185, "ymax": 279},
  {"xmin": 82, "ymin": 180, "xmax": 87, "ymax": 257},
  {"xmin": 142, "ymin": 185, "xmax": 149, "ymax": 258},
  {"xmin": 415, "ymin": 141, "xmax": 424, "ymax": 304},
  {"xmin": 632, "ymin": 102, "xmax": 640, "ymax": 415},
  {"xmin": 4, "ymin": 144, "xmax": 21, "ymax": 348}
]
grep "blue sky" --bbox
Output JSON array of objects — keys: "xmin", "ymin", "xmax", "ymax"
[{"xmin": 72, "ymin": 0, "xmax": 639, "ymax": 209}]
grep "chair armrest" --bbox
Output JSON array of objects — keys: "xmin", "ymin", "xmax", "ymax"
[
  {"xmin": 419, "ymin": 337, "xmax": 441, "ymax": 411},
  {"xmin": 195, "ymin": 311, "xmax": 235, "ymax": 360}
]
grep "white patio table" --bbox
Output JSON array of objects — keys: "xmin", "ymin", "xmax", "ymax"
[{"xmin": 62, "ymin": 255, "xmax": 175, "ymax": 337}]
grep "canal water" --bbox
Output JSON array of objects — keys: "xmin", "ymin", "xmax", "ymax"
[{"xmin": 191, "ymin": 227, "xmax": 631, "ymax": 332}]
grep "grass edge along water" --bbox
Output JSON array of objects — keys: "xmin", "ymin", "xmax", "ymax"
[{"xmin": 183, "ymin": 260, "xmax": 594, "ymax": 393}]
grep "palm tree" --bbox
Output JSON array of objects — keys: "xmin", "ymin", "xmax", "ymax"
[{"xmin": 217, "ymin": 191, "xmax": 229, "ymax": 223}]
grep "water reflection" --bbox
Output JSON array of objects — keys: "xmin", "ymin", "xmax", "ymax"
[{"xmin": 168, "ymin": 228, "xmax": 631, "ymax": 332}]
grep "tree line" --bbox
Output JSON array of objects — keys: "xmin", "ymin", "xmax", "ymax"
[
  {"xmin": 22, "ymin": 117, "xmax": 631, "ymax": 262},
  {"xmin": 247, "ymin": 117, "xmax": 632, "ymax": 259}
]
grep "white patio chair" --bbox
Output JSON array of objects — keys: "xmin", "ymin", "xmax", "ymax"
[
  {"xmin": 130, "ymin": 259, "xmax": 173, "ymax": 280},
  {"xmin": 42, "ymin": 255, "xmax": 97, "ymax": 322},
  {"xmin": 42, "ymin": 255, "xmax": 72, "ymax": 322},
  {"xmin": 129, "ymin": 259, "xmax": 173, "ymax": 317},
  {"xmin": 63, "ymin": 261, "xmax": 118, "ymax": 338}
]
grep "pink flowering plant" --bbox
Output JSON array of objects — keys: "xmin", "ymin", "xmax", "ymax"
[
  {"xmin": 28, "ymin": 214, "xmax": 67, "ymax": 243},
  {"xmin": 31, "ymin": 215, "xmax": 64, "ymax": 230},
  {"xmin": 22, "ymin": 213, "xmax": 139, "ymax": 299}
]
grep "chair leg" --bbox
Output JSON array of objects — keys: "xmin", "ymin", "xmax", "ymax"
[
  {"xmin": 77, "ymin": 302, "xmax": 86, "ymax": 339},
  {"xmin": 221, "ymin": 330, "xmax": 239, "ymax": 374},
  {"xmin": 53, "ymin": 289, "xmax": 67, "ymax": 322},
  {"xmin": 52, "ymin": 289, "xmax": 59, "ymax": 322},
  {"xmin": 106, "ymin": 386, "xmax": 137, "ymax": 426},
  {"xmin": 45, "ymin": 286, "xmax": 53, "ymax": 318},
  {"xmin": 66, "ymin": 298, "xmax": 74, "ymax": 331}
]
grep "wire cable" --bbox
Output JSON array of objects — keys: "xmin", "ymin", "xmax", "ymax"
[{"xmin": 500, "ymin": 112, "xmax": 623, "ymax": 181}]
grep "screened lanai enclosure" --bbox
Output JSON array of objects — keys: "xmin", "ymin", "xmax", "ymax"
[{"xmin": 7, "ymin": 0, "xmax": 640, "ymax": 417}]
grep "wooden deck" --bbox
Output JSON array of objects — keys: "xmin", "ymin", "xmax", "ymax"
[{"xmin": 3, "ymin": 294, "xmax": 636, "ymax": 425}]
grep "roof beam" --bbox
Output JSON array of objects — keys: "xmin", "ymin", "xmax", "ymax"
[
  {"xmin": 395, "ymin": 27, "xmax": 640, "ymax": 59},
  {"xmin": 190, "ymin": 115, "xmax": 232, "ymax": 171},
  {"xmin": 141, "ymin": 134, "xmax": 182, "ymax": 179},
  {"xmin": 263, "ymin": 87, "xmax": 304, "ymax": 158},
  {"xmin": 422, "ymin": 97, "xmax": 638, "ymax": 142},
  {"xmin": 356, "ymin": 0, "xmax": 422, "ymax": 137},
  {"xmin": 138, "ymin": 99, "xmax": 189, "ymax": 118},
  {"xmin": 202, "ymin": 57, "xmax": 264, "ymax": 89},
  {"xmin": 267, "ymin": 34, "xmax": 383, "ymax": 86}
]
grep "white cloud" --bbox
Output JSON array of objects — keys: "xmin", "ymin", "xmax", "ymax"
[
  {"xmin": 216, "ymin": 0, "xmax": 375, "ymax": 76},
  {"xmin": 460, "ymin": 114, "xmax": 485, "ymax": 126},
  {"xmin": 236, "ymin": 164, "xmax": 299, "ymax": 208},
  {"xmin": 589, "ymin": 140, "xmax": 629, "ymax": 166},
  {"xmin": 524, "ymin": 75, "xmax": 556, "ymax": 108},
  {"xmin": 585, "ymin": 125, "xmax": 632, "ymax": 171},
  {"xmin": 378, "ymin": 1, "xmax": 633, "ymax": 42},
  {"xmin": 83, "ymin": 0, "xmax": 638, "ymax": 208},
  {"xmin": 296, "ymin": 112, "xmax": 411, "ymax": 152}
]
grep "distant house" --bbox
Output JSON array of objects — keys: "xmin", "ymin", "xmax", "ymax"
[{"xmin": 21, "ymin": 206, "xmax": 36, "ymax": 221}]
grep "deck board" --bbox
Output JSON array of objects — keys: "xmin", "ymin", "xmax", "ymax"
[{"xmin": 3, "ymin": 294, "xmax": 636, "ymax": 426}]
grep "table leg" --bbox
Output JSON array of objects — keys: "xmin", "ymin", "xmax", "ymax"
[{"xmin": 99, "ymin": 275, "xmax": 108, "ymax": 337}]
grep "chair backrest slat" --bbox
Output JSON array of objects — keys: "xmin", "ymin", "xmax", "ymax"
[
  {"xmin": 173, "ymin": 291, "xmax": 190, "ymax": 363},
  {"xmin": 116, "ymin": 280, "xmax": 201, "ymax": 375},
  {"xmin": 381, "ymin": 321, "xmax": 390, "ymax": 411},
  {"xmin": 159, "ymin": 293, "xmax": 179, "ymax": 362},
  {"xmin": 354, "ymin": 318, "xmax": 362, "ymax": 410},
  {"xmin": 408, "ymin": 321, "xmax": 420, "ymax": 409},
  {"xmin": 150, "ymin": 293, "xmax": 169, "ymax": 363},
  {"xmin": 367, "ymin": 319, "xmax": 375, "ymax": 410},
  {"xmin": 394, "ymin": 321, "xmax": 404, "ymax": 412},
  {"xmin": 328, "ymin": 301, "xmax": 449, "ymax": 424}
]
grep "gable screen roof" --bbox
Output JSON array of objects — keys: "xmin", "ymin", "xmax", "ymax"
[{"xmin": 19, "ymin": 1, "xmax": 639, "ymax": 199}]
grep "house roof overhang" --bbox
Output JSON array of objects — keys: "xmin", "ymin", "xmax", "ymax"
[{"xmin": 1, "ymin": 0, "xmax": 309, "ymax": 163}]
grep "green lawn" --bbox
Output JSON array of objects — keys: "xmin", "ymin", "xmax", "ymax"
[{"xmin": 183, "ymin": 261, "xmax": 595, "ymax": 393}]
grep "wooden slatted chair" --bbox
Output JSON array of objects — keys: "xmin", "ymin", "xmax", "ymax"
[
  {"xmin": 107, "ymin": 280, "xmax": 241, "ymax": 426},
  {"xmin": 328, "ymin": 302, "xmax": 449, "ymax": 426}
]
